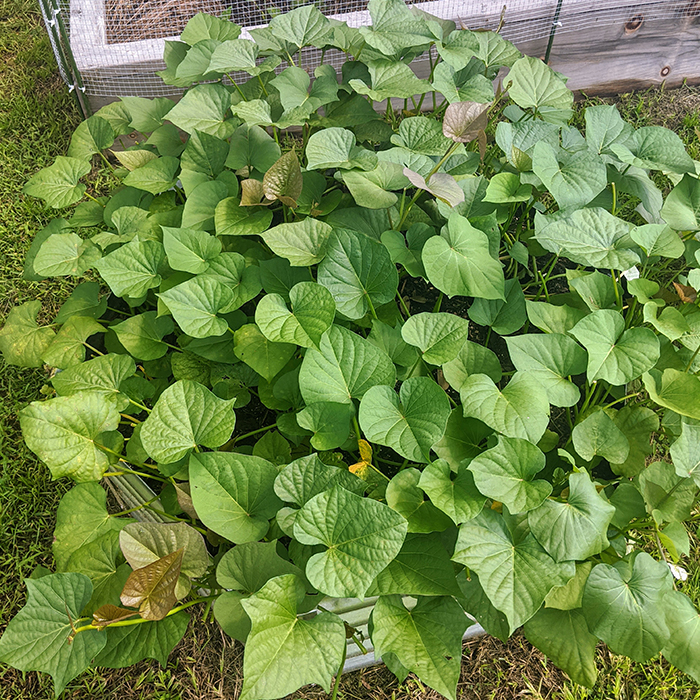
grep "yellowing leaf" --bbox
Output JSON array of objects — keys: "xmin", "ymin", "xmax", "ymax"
[{"xmin": 358, "ymin": 438, "xmax": 373, "ymax": 463}]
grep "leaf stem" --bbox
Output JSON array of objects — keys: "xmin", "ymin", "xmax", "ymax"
[
  {"xmin": 103, "ymin": 468, "xmax": 167, "ymax": 483},
  {"xmin": 351, "ymin": 634, "xmax": 368, "ymax": 655},
  {"xmin": 228, "ymin": 74, "xmax": 248, "ymax": 101},
  {"xmin": 83, "ymin": 342, "xmax": 105, "ymax": 356},
  {"xmin": 128, "ymin": 397, "xmax": 151, "ymax": 413},
  {"xmin": 111, "ymin": 495, "xmax": 160, "ymax": 516},
  {"xmin": 106, "ymin": 306, "xmax": 131, "ymax": 316},
  {"xmin": 256, "ymin": 74, "xmax": 269, "ymax": 97},
  {"xmin": 604, "ymin": 392, "xmax": 641, "ymax": 409},
  {"xmin": 397, "ymin": 292, "xmax": 411, "ymax": 318},
  {"xmin": 220, "ymin": 423, "xmax": 278, "ymax": 450},
  {"xmin": 684, "ymin": 343, "xmax": 700, "ymax": 373},
  {"xmin": 98, "ymin": 150, "xmax": 113, "ymax": 170},
  {"xmin": 610, "ymin": 269, "xmax": 622, "ymax": 309},
  {"xmin": 120, "ymin": 412, "xmax": 142, "ymax": 423},
  {"xmin": 365, "ymin": 293, "xmax": 379, "ymax": 321},
  {"xmin": 72, "ymin": 596, "xmax": 217, "ymax": 635},
  {"xmin": 352, "ymin": 414, "xmax": 362, "ymax": 442},
  {"xmin": 330, "ymin": 642, "xmax": 347, "ymax": 700}
]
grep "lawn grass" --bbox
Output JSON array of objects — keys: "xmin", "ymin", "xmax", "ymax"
[{"xmin": 1, "ymin": 1, "xmax": 700, "ymax": 697}]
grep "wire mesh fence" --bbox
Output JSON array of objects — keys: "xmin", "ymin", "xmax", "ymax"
[{"xmin": 40, "ymin": 0, "xmax": 700, "ymax": 103}]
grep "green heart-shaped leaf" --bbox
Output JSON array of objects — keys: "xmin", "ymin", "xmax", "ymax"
[
  {"xmin": 349, "ymin": 59, "xmax": 432, "ymax": 101},
  {"xmin": 317, "ymin": 228, "xmax": 398, "ymax": 320},
  {"xmin": 63, "ymin": 530, "xmax": 130, "ymax": 614},
  {"xmin": 572, "ymin": 409, "xmax": 630, "ymax": 463},
  {"xmin": 181, "ymin": 179, "xmax": 229, "ymax": 230},
  {"xmin": 215, "ymin": 197, "xmax": 273, "ymax": 237},
  {"xmin": 140, "ymin": 380, "xmax": 235, "ymax": 463},
  {"xmin": 52, "ymin": 353, "xmax": 134, "ymax": 409},
  {"xmin": 570, "ymin": 309, "xmax": 659, "ymax": 385},
  {"xmin": 359, "ymin": 377, "xmax": 451, "ymax": 462},
  {"xmin": 610, "ymin": 126, "xmax": 694, "ymax": 174},
  {"xmin": 582, "ymin": 553, "xmax": 672, "ymax": 662},
  {"xmin": 661, "ymin": 173, "xmax": 700, "ymax": 231},
  {"xmin": 162, "ymin": 226, "xmax": 222, "ymax": 274},
  {"xmin": 165, "ymin": 84, "xmax": 234, "ymax": 138},
  {"xmin": 535, "ymin": 208, "xmax": 640, "ymax": 271},
  {"xmin": 94, "ymin": 612, "xmax": 189, "ymax": 668},
  {"xmin": 233, "ymin": 323, "xmax": 297, "ymax": 382},
  {"xmin": 306, "ymin": 127, "xmax": 377, "ymax": 171},
  {"xmin": 386, "ymin": 468, "xmax": 454, "ymax": 533},
  {"xmin": 240, "ymin": 574, "xmax": 345, "ymax": 699},
  {"xmin": 201, "ymin": 252, "xmax": 262, "ymax": 312},
  {"xmin": 432, "ymin": 410, "xmax": 492, "ymax": 469},
  {"xmin": 529, "ymin": 470, "xmax": 616, "ymax": 562},
  {"xmin": 95, "ymin": 239, "xmax": 165, "ymax": 298},
  {"xmin": 419, "ymin": 458, "xmax": 485, "ymax": 524},
  {"xmin": 189, "ymin": 452, "xmax": 282, "ymax": 543},
  {"xmin": 532, "ymin": 142, "xmax": 607, "ymax": 209},
  {"xmin": 631, "ymin": 223, "xmax": 684, "ymax": 258},
  {"xmin": 274, "ymin": 453, "xmax": 364, "ymax": 509},
  {"xmin": 367, "ymin": 532, "xmax": 461, "ymax": 597},
  {"xmin": 0, "ymin": 573, "xmax": 106, "ymax": 697},
  {"xmin": 34, "ymin": 232, "xmax": 101, "ymax": 277},
  {"xmin": 261, "ymin": 218, "xmax": 332, "ymax": 266},
  {"xmin": 0, "ymin": 301, "xmax": 55, "ymax": 368},
  {"xmin": 23, "ymin": 156, "xmax": 91, "ymax": 208},
  {"xmin": 643, "ymin": 368, "xmax": 700, "ymax": 420},
  {"xmin": 661, "ymin": 591, "xmax": 700, "ymax": 684},
  {"xmin": 506, "ymin": 332, "xmax": 587, "ymax": 407},
  {"xmin": 159, "ymin": 276, "xmax": 234, "ymax": 338},
  {"xmin": 19, "ymin": 392, "xmax": 119, "ymax": 481},
  {"xmin": 68, "ymin": 116, "xmax": 115, "ymax": 160},
  {"xmin": 507, "ymin": 56, "xmax": 573, "ymax": 119},
  {"xmin": 468, "ymin": 436, "xmax": 551, "ymax": 513},
  {"xmin": 401, "ymin": 312, "xmax": 469, "ymax": 365},
  {"xmin": 460, "ymin": 372, "xmax": 550, "ymax": 444},
  {"xmin": 111, "ymin": 311, "xmax": 174, "ymax": 360},
  {"xmin": 123, "ymin": 156, "xmax": 180, "ymax": 194},
  {"xmin": 523, "ymin": 608, "xmax": 598, "ymax": 688},
  {"xmin": 296, "ymin": 401, "xmax": 353, "ymax": 450},
  {"xmin": 453, "ymin": 509, "xmax": 575, "ymax": 632},
  {"xmin": 255, "ymin": 281, "xmax": 335, "ymax": 348},
  {"xmin": 371, "ymin": 595, "xmax": 470, "ymax": 700},
  {"xmin": 294, "ymin": 485, "xmax": 407, "ymax": 597},
  {"xmin": 423, "ymin": 213, "xmax": 505, "ymax": 300},
  {"xmin": 299, "ymin": 324, "xmax": 396, "ymax": 405}
]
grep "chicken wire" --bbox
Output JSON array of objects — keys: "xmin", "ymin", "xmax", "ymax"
[{"xmin": 44, "ymin": 0, "xmax": 700, "ymax": 106}]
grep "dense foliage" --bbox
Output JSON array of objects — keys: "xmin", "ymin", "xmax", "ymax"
[{"xmin": 3, "ymin": 1, "xmax": 700, "ymax": 697}]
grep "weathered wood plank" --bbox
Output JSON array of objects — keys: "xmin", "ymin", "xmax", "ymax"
[
  {"xmin": 528, "ymin": 13, "xmax": 700, "ymax": 95},
  {"xmin": 83, "ymin": 0, "xmax": 700, "ymax": 110}
]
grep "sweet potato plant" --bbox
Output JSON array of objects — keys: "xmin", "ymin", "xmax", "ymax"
[{"xmin": 2, "ymin": 2, "xmax": 700, "ymax": 698}]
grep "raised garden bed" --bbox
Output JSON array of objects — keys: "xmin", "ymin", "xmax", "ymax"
[{"xmin": 58, "ymin": 0, "xmax": 700, "ymax": 110}]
